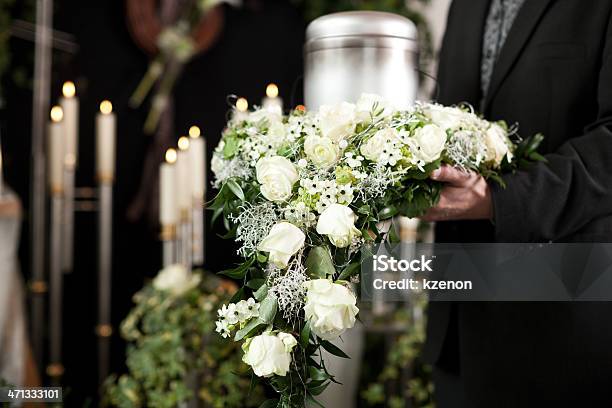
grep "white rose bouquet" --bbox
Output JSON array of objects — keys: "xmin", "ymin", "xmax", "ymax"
[{"xmin": 210, "ymin": 95, "xmax": 543, "ymax": 406}]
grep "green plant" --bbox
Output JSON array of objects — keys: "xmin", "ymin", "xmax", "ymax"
[{"xmin": 104, "ymin": 271, "xmax": 265, "ymax": 408}]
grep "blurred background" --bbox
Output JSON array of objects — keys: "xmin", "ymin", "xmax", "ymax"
[{"xmin": 0, "ymin": 0, "xmax": 451, "ymax": 406}]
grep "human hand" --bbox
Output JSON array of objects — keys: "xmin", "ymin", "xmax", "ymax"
[{"xmin": 421, "ymin": 165, "xmax": 493, "ymax": 222}]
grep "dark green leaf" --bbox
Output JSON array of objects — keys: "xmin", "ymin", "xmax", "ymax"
[
  {"xmin": 226, "ymin": 179, "xmax": 245, "ymax": 201},
  {"xmin": 338, "ymin": 262, "xmax": 361, "ymax": 280},
  {"xmin": 259, "ymin": 399, "xmax": 279, "ymax": 408},
  {"xmin": 218, "ymin": 258, "xmax": 254, "ymax": 279},
  {"xmin": 230, "ymin": 287, "xmax": 245, "ymax": 303},
  {"xmin": 300, "ymin": 321, "xmax": 311, "ymax": 348},
  {"xmin": 307, "ymin": 381, "xmax": 330, "ymax": 396},
  {"xmin": 320, "ymin": 340, "xmax": 349, "ymax": 358},
  {"xmin": 246, "ymin": 279, "xmax": 266, "ymax": 290}
]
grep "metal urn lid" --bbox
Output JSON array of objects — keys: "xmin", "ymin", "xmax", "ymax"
[
  {"xmin": 306, "ymin": 11, "xmax": 418, "ymax": 46},
  {"xmin": 304, "ymin": 11, "xmax": 419, "ymax": 111}
]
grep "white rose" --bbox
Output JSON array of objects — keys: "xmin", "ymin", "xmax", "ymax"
[
  {"xmin": 411, "ymin": 124, "xmax": 447, "ymax": 164},
  {"xmin": 303, "ymin": 279, "xmax": 359, "ymax": 341},
  {"xmin": 360, "ymin": 127, "xmax": 401, "ymax": 162},
  {"xmin": 258, "ymin": 222, "xmax": 305, "ymax": 267},
  {"xmin": 242, "ymin": 332, "xmax": 297, "ymax": 377},
  {"xmin": 304, "ymin": 135, "xmax": 340, "ymax": 167},
  {"xmin": 153, "ymin": 264, "xmax": 201, "ymax": 296},
  {"xmin": 318, "ymin": 102, "xmax": 357, "ymax": 142},
  {"xmin": 485, "ymin": 123, "xmax": 513, "ymax": 165},
  {"xmin": 424, "ymin": 104, "xmax": 466, "ymax": 131},
  {"xmin": 316, "ymin": 204, "xmax": 361, "ymax": 248},
  {"xmin": 256, "ymin": 156, "xmax": 299, "ymax": 202},
  {"xmin": 356, "ymin": 93, "xmax": 393, "ymax": 122}
]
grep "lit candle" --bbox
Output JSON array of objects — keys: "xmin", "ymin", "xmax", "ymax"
[
  {"xmin": 59, "ymin": 81, "xmax": 79, "ymax": 169},
  {"xmin": 48, "ymin": 106, "xmax": 65, "ymax": 194},
  {"xmin": 233, "ymin": 97, "xmax": 249, "ymax": 122},
  {"xmin": 96, "ymin": 100, "xmax": 116, "ymax": 183},
  {"xmin": 176, "ymin": 136, "xmax": 192, "ymax": 217},
  {"xmin": 160, "ymin": 148, "xmax": 178, "ymax": 226},
  {"xmin": 262, "ymin": 83, "xmax": 283, "ymax": 114},
  {"xmin": 189, "ymin": 126, "xmax": 206, "ymax": 202}
]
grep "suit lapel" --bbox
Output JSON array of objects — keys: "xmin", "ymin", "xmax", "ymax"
[
  {"xmin": 483, "ymin": 0, "xmax": 555, "ymax": 111},
  {"xmin": 439, "ymin": 0, "xmax": 490, "ymax": 107}
]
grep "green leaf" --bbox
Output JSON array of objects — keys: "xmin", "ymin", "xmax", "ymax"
[
  {"xmin": 306, "ymin": 246, "xmax": 335, "ymax": 279},
  {"xmin": 218, "ymin": 258, "xmax": 254, "ymax": 279},
  {"xmin": 259, "ymin": 399, "xmax": 279, "ymax": 408},
  {"xmin": 257, "ymin": 295, "xmax": 277, "ymax": 324},
  {"xmin": 230, "ymin": 287, "xmax": 245, "ymax": 304},
  {"xmin": 253, "ymin": 284, "xmax": 269, "ymax": 301},
  {"xmin": 338, "ymin": 262, "xmax": 360, "ymax": 280},
  {"xmin": 300, "ymin": 321, "xmax": 311, "ymax": 348},
  {"xmin": 234, "ymin": 319, "xmax": 264, "ymax": 341},
  {"xmin": 226, "ymin": 179, "xmax": 245, "ymax": 201},
  {"xmin": 379, "ymin": 205, "xmax": 398, "ymax": 220},
  {"xmin": 246, "ymin": 279, "xmax": 266, "ymax": 290},
  {"xmin": 309, "ymin": 366, "xmax": 330, "ymax": 382},
  {"xmin": 320, "ymin": 340, "xmax": 349, "ymax": 358}
]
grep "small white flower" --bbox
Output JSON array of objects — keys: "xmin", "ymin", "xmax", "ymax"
[
  {"xmin": 339, "ymin": 139, "xmax": 349, "ymax": 149},
  {"xmin": 303, "ymin": 279, "xmax": 359, "ymax": 341},
  {"xmin": 298, "ymin": 158, "xmax": 308, "ymax": 168},
  {"xmin": 236, "ymin": 297, "xmax": 260, "ymax": 321},
  {"xmin": 258, "ymin": 222, "xmax": 305, "ymax": 268},
  {"xmin": 215, "ymin": 320, "xmax": 231, "ymax": 338}
]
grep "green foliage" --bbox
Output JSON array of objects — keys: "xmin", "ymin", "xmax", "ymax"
[{"xmin": 104, "ymin": 272, "xmax": 265, "ymax": 408}]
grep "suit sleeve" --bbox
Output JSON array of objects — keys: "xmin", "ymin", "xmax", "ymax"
[{"xmin": 491, "ymin": 16, "xmax": 612, "ymax": 242}]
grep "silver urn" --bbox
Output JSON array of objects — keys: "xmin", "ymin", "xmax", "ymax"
[{"xmin": 304, "ymin": 11, "xmax": 419, "ymax": 110}]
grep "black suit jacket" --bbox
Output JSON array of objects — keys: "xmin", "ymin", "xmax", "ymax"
[{"xmin": 425, "ymin": 0, "xmax": 612, "ymax": 406}]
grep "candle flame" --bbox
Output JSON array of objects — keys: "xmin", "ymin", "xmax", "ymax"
[
  {"xmin": 266, "ymin": 83, "xmax": 279, "ymax": 98},
  {"xmin": 165, "ymin": 148, "xmax": 177, "ymax": 164},
  {"xmin": 178, "ymin": 136, "xmax": 190, "ymax": 151},
  {"xmin": 236, "ymin": 97, "xmax": 248, "ymax": 112},
  {"xmin": 50, "ymin": 106, "xmax": 64, "ymax": 122},
  {"xmin": 189, "ymin": 126, "xmax": 201, "ymax": 138},
  {"xmin": 100, "ymin": 100, "xmax": 113, "ymax": 114},
  {"xmin": 62, "ymin": 81, "xmax": 76, "ymax": 98}
]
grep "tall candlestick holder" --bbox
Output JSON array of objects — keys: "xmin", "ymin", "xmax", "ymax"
[
  {"xmin": 97, "ymin": 175, "xmax": 113, "ymax": 386},
  {"xmin": 192, "ymin": 198, "xmax": 204, "ymax": 267},
  {"xmin": 48, "ymin": 187, "xmax": 64, "ymax": 385},
  {"xmin": 62, "ymin": 165, "xmax": 75, "ymax": 273},
  {"xmin": 179, "ymin": 209, "xmax": 192, "ymax": 270},
  {"xmin": 161, "ymin": 224, "xmax": 177, "ymax": 267}
]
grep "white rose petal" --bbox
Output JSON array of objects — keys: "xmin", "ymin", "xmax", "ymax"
[
  {"xmin": 411, "ymin": 124, "xmax": 447, "ymax": 164},
  {"xmin": 153, "ymin": 264, "xmax": 201, "ymax": 296},
  {"xmin": 256, "ymin": 156, "xmax": 299, "ymax": 202},
  {"xmin": 304, "ymin": 135, "xmax": 340, "ymax": 168},
  {"xmin": 303, "ymin": 279, "xmax": 359, "ymax": 341},
  {"xmin": 424, "ymin": 104, "xmax": 467, "ymax": 131},
  {"xmin": 360, "ymin": 128, "xmax": 401, "ymax": 163},
  {"xmin": 318, "ymin": 102, "xmax": 357, "ymax": 142},
  {"xmin": 316, "ymin": 204, "xmax": 361, "ymax": 248},
  {"xmin": 258, "ymin": 222, "xmax": 305, "ymax": 267},
  {"xmin": 242, "ymin": 332, "xmax": 296, "ymax": 377}
]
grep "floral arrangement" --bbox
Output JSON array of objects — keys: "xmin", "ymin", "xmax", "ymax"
[
  {"xmin": 104, "ymin": 265, "xmax": 265, "ymax": 408},
  {"xmin": 210, "ymin": 94, "xmax": 543, "ymax": 407}
]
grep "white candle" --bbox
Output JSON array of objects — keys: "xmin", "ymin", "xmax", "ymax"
[
  {"xmin": 262, "ymin": 83, "xmax": 282, "ymax": 114},
  {"xmin": 233, "ymin": 97, "xmax": 249, "ymax": 122},
  {"xmin": 160, "ymin": 148, "xmax": 178, "ymax": 226},
  {"xmin": 48, "ymin": 106, "xmax": 65, "ymax": 193},
  {"xmin": 59, "ymin": 81, "xmax": 79, "ymax": 169},
  {"xmin": 189, "ymin": 126, "xmax": 206, "ymax": 201},
  {"xmin": 176, "ymin": 136, "xmax": 192, "ymax": 216},
  {"xmin": 96, "ymin": 100, "xmax": 116, "ymax": 183}
]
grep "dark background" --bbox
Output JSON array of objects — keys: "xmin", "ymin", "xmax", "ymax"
[{"xmin": 3, "ymin": 0, "xmax": 305, "ymax": 403}]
